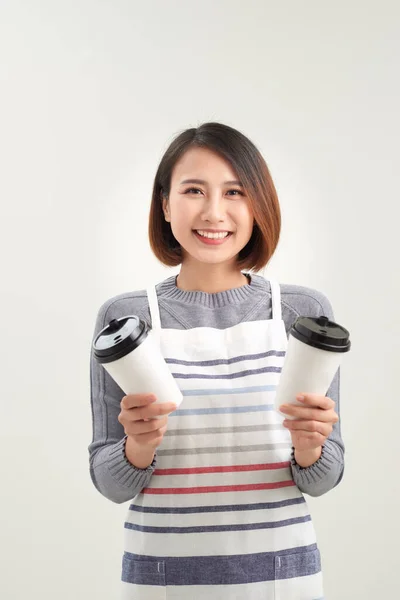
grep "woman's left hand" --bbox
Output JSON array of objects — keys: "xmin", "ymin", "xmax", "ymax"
[{"xmin": 280, "ymin": 393, "xmax": 339, "ymax": 452}]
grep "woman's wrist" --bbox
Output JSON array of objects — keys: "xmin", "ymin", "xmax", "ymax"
[
  {"xmin": 125, "ymin": 436, "xmax": 155, "ymax": 469},
  {"xmin": 294, "ymin": 446, "xmax": 322, "ymax": 468}
]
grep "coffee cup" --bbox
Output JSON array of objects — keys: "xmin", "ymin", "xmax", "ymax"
[
  {"xmin": 92, "ymin": 316, "xmax": 183, "ymax": 418},
  {"xmin": 274, "ymin": 315, "xmax": 351, "ymax": 418}
]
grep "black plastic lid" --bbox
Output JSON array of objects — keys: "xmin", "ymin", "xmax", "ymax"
[
  {"xmin": 290, "ymin": 315, "xmax": 351, "ymax": 353},
  {"xmin": 92, "ymin": 315, "xmax": 149, "ymax": 364}
]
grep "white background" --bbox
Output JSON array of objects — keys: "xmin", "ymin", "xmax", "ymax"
[{"xmin": 1, "ymin": 1, "xmax": 399, "ymax": 598}]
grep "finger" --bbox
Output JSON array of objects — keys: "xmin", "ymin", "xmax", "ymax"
[
  {"xmin": 125, "ymin": 415, "xmax": 168, "ymax": 436},
  {"xmin": 304, "ymin": 431, "xmax": 326, "ymax": 443},
  {"xmin": 296, "ymin": 393, "xmax": 335, "ymax": 410},
  {"xmin": 121, "ymin": 394, "xmax": 157, "ymax": 410},
  {"xmin": 130, "ymin": 424, "xmax": 168, "ymax": 446},
  {"xmin": 280, "ymin": 404, "xmax": 336, "ymax": 423},
  {"xmin": 283, "ymin": 419, "xmax": 332, "ymax": 437},
  {"xmin": 294, "ymin": 431, "xmax": 326, "ymax": 444},
  {"xmin": 133, "ymin": 401, "xmax": 178, "ymax": 421}
]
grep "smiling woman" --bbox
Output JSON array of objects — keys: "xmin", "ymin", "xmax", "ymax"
[
  {"xmin": 156, "ymin": 142, "xmax": 262, "ymax": 291},
  {"xmin": 148, "ymin": 122, "xmax": 281, "ymax": 282},
  {"xmin": 90, "ymin": 121, "xmax": 344, "ymax": 600}
]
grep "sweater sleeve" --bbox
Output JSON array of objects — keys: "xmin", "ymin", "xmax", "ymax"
[
  {"xmin": 88, "ymin": 297, "xmax": 157, "ymax": 504},
  {"xmin": 288, "ymin": 290, "xmax": 345, "ymax": 497}
]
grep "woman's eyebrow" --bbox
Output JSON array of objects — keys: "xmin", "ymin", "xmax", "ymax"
[{"xmin": 179, "ymin": 178, "xmax": 243, "ymax": 186}]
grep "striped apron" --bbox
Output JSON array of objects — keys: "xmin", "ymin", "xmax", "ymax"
[{"xmin": 121, "ymin": 277, "xmax": 324, "ymax": 599}]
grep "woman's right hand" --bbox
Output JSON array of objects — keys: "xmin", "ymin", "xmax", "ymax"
[{"xmin": 118, "ymin": 393, "xmax": 177, "ymax": 450}]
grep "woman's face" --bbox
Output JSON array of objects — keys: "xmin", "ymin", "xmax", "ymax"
[{"xmin": 163, "ymin": 147, "xmax": 255, "ymax": 267}]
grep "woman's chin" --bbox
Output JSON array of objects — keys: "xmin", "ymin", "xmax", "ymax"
[{"xmin": 185, "ymin": 247, "xmax": 238, "ymax": 266}]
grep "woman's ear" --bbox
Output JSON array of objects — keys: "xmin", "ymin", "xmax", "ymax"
[{"xmin": 162, "ymin": 194, "xmax": 170, "ymax": 221}]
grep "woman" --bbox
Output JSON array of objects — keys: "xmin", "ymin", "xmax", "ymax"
[{"xmin": 89, "ymin": 121, "xmax": 344, "ymax": 599}]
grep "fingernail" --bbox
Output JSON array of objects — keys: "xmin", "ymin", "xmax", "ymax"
[
  {"xmin": 297, "ymin": 395, "xmax": 305, "ymax": 402},
  {"xmin": 280, "ymin": 405, "xmax": 288, "ymax": 412}
]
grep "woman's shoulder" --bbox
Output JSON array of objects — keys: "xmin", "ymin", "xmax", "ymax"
[
  {"xmin": 93, "ymin": 275, "xmax": 175, "ymax": 320},
  {"xmin": 278, "ymin": 281, "xmax": 335, "ymax": 320}
]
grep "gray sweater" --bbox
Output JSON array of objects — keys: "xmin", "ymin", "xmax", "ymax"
[{"xmin": 89, "ymin": 273, "xmax": 344, "ymax": 504}]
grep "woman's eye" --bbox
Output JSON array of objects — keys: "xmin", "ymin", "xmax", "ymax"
[
  {"xmin": 184, "ymin": 188, "xmax": 202, "ymax": 194},
  {"xmin": 183, "ymin": 188, "xmax": 243, "ymax": 196}
]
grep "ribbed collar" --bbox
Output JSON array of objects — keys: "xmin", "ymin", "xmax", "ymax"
[{"xmin": 157, "ymin": 272, "xmax": 269, "ymax": 309}]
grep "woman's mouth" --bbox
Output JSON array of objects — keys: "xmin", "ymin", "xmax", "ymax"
[{"xmin": 193, "ymin": 230, "xmax": 233, "ymax": 245}]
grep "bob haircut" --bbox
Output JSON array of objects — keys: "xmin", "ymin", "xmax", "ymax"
[{"xmin": 148, "ymin": 122, "xmax": 281, "ymax": 272}]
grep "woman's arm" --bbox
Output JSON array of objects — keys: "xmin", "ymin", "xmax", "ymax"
[
  {"xmin": 88, "ymin": 298, "xmax": 157, "ymax": 504},
  {"xmin": 282, "ymin": 288, "xmax": 345, "ymax": 497},
  {"xmin": 289, "ymin": 366, "xmax": 345, "ymax": 497}
]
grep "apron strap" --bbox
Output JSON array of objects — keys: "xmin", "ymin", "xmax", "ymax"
[
  {"xmin": 146, "ymin": 285, "xmax": 161, "ymax": 343},
  {"xmin": 269, "ymin": 279, "xmax": 282, "ymax": 321}
]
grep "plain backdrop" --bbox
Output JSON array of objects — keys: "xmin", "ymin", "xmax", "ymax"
[{"xmin": 1, "ymin": 1, "xmax": 399, "ymax": 598}]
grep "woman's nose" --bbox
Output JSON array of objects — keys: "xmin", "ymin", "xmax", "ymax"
[{"xmin": 201, "ymin": 196, "xmax": 225, "ymax": 222}]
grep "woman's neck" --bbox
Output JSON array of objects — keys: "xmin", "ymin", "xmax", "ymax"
[{"xmin": 176, "ymin": 263, "xmax": 250, "ymax": 294}]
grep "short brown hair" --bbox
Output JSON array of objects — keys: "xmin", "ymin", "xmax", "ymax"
[{"xmin": 148, "ymin": 122, "xmax": 281, "ymax": 272}]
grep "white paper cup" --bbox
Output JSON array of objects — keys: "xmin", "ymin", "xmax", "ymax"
[
  {"xmin": 93, "ymin": 316, "xmax": 183, "ymax": 418},
  {"xmin": 274, "ymin": 315, "xmax": 351, "ymax": 418}
]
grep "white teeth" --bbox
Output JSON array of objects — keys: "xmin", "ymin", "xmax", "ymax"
[{"xmin": 196, "ymin": 230, "xmax": 230, "ymax": 239}]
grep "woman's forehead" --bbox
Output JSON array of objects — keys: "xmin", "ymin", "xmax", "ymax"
[{"xmin": 171, "ymin": 147, "xmax": 239, "ymax": 183}]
